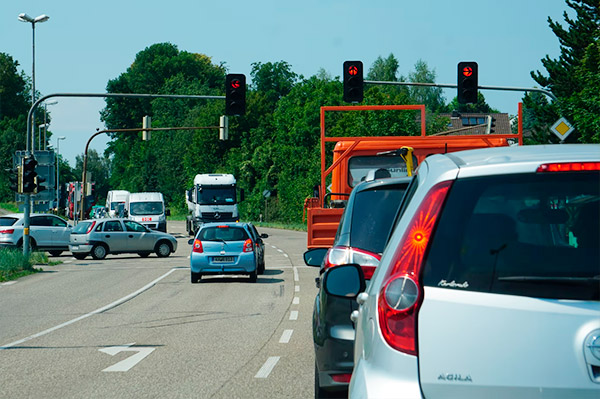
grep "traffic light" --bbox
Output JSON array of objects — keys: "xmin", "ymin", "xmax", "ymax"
[
  {"xmin": 225, "ymin": 74, "xmax": 246, "ymax": 116},
  {"xmin": 343, "ymin": 61, "xmax": 364, "ymax": 103},
  {"xmin": 8, "ymin": 165, "xmax": 22, "ymax": 193},
  {"xmin": 34, "ymin": 175, "xmax": 47, "ymax": 194},
  {"xmin": 457, "ymin": 61, "xmax": 478, "ymax": 104},
  {"xmin": 22, "ymin": 155, "xmax": 38, "ymax": 193}
]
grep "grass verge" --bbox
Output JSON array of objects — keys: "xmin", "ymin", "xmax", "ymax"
[{"xmin": 0, "ymin": 248, "xmax": 53, "ymax": 282}]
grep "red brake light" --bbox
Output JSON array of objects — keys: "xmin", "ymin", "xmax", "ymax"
[
  {"xmin": 324, "ymin": 246, "xmax": 380, "ymax": 279},
  {"xmin": 217, "ymin": 225, "xmax": 229, "ymax": 228},
  {"xmin": 537, "ymin": 162, "xmax": 600, "ymax": 172},
  {"xmin": 192, "ymin": 239, "xmax": 203, "ymax": 253},
  {"xmin": 331, "ymin": 373, "xmax": 352, "ymax": 383},
  {"xmin": 86, "ymin": 221, "xmax": 96, "ymax": 234},
  {"xmin": 243, "ymin": 239, "xmax": 254, "ymax": 253},
  {"xmin": 378, "ymin": 180, "xmax": 452, "ymax": 356},
  {"xmin": 0, "ymin": 229, "xmax": 14, "ymax": 234}
]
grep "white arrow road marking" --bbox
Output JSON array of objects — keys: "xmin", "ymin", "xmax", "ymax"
[{"xmin": 99, "ymin": 343, "xmax": 155, "ymax": 372}]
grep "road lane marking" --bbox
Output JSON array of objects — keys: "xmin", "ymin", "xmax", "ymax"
[
  {"xmin": 279, "ymin": 329, "xmax": 293, "ymax": 344},
  {"xmin": 99, "ymin": 343, "xmax": 155, "ymax": 372},
  {"xmin": 295, "ymin": 285, "xmax": 300, "ymax": 292},
  {"xmin": 293, "ymin": 297, "xmax": 300, "ymax": 305},
  {"xmin": 0, "ymin": 268, "xmax": 179, "ymax": 350},
  {"xmin": 289, "ymin": 310, "xmax": 298, "ymax": 320},
  {"xmin": 277, "ymin": 249, "xmax": 283, "ymax": 253},
  {"xmin": 293, "ymin": 267, "xmax": 299, "ymax": 281},
  {"xmin": 283, "ymin": 254, "xmax": 288, "ymax": 258},
  {"xmin": 255, "ymin": 356, "xmax": 280, "ymax": 378},
  {"xmin": 1, "ymin": 281, "xmax": 17, "ymax": 286}
]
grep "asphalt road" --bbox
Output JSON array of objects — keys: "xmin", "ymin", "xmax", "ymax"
[{"xmin": 0, "ymin": 221, "xmax": 318, "ymax": 398}]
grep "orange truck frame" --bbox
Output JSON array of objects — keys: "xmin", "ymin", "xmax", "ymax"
[{"xmin": 304, "ymin": 104, "xmax": 524, "ymax": 249}]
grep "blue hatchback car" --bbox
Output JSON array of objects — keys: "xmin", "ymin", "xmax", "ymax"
[{"xmin": 189, "ymin": 222, "xmax": 264, "ymax": 283}]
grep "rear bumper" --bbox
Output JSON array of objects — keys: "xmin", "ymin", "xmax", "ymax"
[
  {"xmin": 190, "ymin": 255, "xmax": 256, "ymax": 274},
  {"xmin": 69, "ymin": 244, "xmax": 93, "ymax": 253}
]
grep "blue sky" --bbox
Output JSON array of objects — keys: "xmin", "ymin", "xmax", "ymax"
[{"xmin": 2, "ymin": 0, "xmax": 570, "ymax": 166}]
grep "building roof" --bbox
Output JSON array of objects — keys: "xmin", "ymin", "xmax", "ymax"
[{"xmin": 438, "ymin": 112, "xmax": 512, "ymax": 135}]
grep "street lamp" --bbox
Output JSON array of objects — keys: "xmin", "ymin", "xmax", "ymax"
[
  {"xmin": 43, "ymin": 100, "xmax": 58, "ymax": 149},
  {"xmin": 56, "ymin": 136, "xmax": 65, "ymax": 211},
  {"xmin": 18, "ymin": 12, "xmax": 50, "ymax": 152},
  {"xmin": 38, "ymin": 123, "xmax": 49, "ymax": 150}
]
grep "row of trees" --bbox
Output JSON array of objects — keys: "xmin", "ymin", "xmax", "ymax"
[{"xmin": 0, "ymin": 0, "xmax": 597, "ymax": 224}]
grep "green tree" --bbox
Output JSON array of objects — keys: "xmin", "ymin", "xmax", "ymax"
[
  {"xmin": 367, "ymin": 54, "xmax": 401, "ymax": 82},
  {"xmin": 407, "ymin": 59, "xmax": 446, "ymax": 112},
  {"xmin": 528, "ymin": 0, "xmax": 600, "ymax": 143}
]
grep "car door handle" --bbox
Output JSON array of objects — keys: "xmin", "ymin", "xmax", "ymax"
[
  {"xmin": 128, "ymin": 235, "xmax": 134, "ymax": 238},
  {"xmin": 105, "ymin": 235, "xmax": 111, "ymax": 238}
]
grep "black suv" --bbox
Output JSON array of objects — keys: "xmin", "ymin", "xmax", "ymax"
[{"xmin": 304, "ymin": 176, "xmax": 411, "ymax": 398}]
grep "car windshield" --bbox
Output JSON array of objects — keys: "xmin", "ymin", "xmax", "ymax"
[
  {"xmin": 129, "ymin": 201, "xmax": 163, "ymax": 216},
  {"xmin": 0, "ymin": 217, "xmax": 18, "ymax": 227},
  {"xmin": 348, "ymin": 155, "xmax": 418, "ymax": 187},
  {"xmin": 199, "ymin": 226, "xmax": 249, "ymax": 242},
  {"xmin": 197, "ymin": 187, "xmax": 236, "ymax": 205},
  {"xmin": 72, "ymin": 221, "xmax": 94, "ymax": 234},
  {"xmin": 349, "ymin": 186, "xmax": 408, "ymax": 254},
  {"xmin": 423, "ymin": 171, "xmax": 600, "ymax": 301}
]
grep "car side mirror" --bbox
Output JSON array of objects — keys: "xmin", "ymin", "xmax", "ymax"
[
  {"xmin": 165, "ymin": 209, "xmax": 171, "ymax": 216},
  {"xmin": 303, "ymin": 247, "xmax": 328, "ymax": 267},
  {"xmin": 260, "ymin": 233, "xmax": 269, "ymax": 239},
  {"xmin": 188, "ymin": 238, "xmax": 194, "ymax": 245},
  {"xmin": 322, "ymin": 264, "xmax": 366, "ymax": 299}
]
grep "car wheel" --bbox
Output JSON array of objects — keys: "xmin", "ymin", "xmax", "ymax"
[
  {"xmin": 138, "ymin": 252, "xmax": 151, "ymax": 258},
  {"xmin": 191, "ymin": 272, "xmax": 201, "ymax": 284},
  {"xmin": 91, "ymin": 244, "xmax": 108, "ymax": 260},
  {"xmin": 48, "ymin": 250, "xmax": 63, "ymax": 257},
  {"xmin": 18, "ymin": 238, "xmax": 36, "ymax": 252},
  {"xmin": 249, "ymin": 270, "xmax": 257, "ymax": 283},
  {"xmin": 258, "ymin": 259, "xmax": 265, "ymax": 275},
  {"xmin": 314, "ymin": 363, "xmax": 333, "ymax": 398},
  {"xmin": 73, "ymin": 253, "xmax": 87, "ymax": 260},
  {"xmin": 155, "ymin": 241, "xmax": 172, "ymax": 258}
]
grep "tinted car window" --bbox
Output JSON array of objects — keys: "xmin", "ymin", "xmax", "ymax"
[
  {"xmin": 124, "ymin": 220, "xmax": 147, "ymax": 232},
  {"xmin": 349, "ymin": 187, "xmax": 407, "ymax": 254},
  {"xmin": 0, "ymin": 217, "xmax": 18, "ymax": 227},
  {"xmin": 50, "ymin": 216, "xmax": 67, "ymax": 227},
  {"xmin": 72, "ymin": 221, "xmax": 94, "ymax": 234},
  {"xmin": 104, "ymin": 221, "xmax": 123, "ymax": 232},
  {"xmin": 348, "ymin": 155, "xmax": 418, "ymax": 187},
  {"xmin": 423, "ymin": 172, "xmax": 600, "ymax": 300},
  {"xmin": 31, "ymin": 216, "xmax": 51, "ymax": 226},
  {"xmin": 200, "ymin": 226, "xmax": 249, "ymax": 241}
]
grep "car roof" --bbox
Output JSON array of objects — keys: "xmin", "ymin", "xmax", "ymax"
[
  {"xmin": 3, "ymin": 213, "xmax": 58, "ymax": 218},
  {"xmin": 352, "ymin": 176, "xmax": 413, "ymax": 194},
  {"xmin": 201, "ymin": 222, "xmax": 248, "ymax": 228}
]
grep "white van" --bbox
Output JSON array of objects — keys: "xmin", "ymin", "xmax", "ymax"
[
  {"xmin": 106, "ymin": 190, "xmax": 130, "ymax": 218},
  {"xmin": 127, "ymin": 192, "xmax": 169, "ymax": 232}
]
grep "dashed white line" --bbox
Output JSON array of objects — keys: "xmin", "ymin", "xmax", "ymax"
[
  {"xmin": 279, "ymin": 329, "xmax": 294, "ymax": 344},
  {"xmin": 293, "ymin": 297, "xmax": 300, "ymax": 305},
  {"xmin": 283, "ymin": 254, "xmax": 288, "ymax": 258},
  {"xmin": 255, "ymin": 356, "xmax": 280, "ymax": 378},
  {"xmin": 277, "ymin": 249, "xmax": 283, "ymax": 253},
  {"xmin": 293, "ymin": 267, "xmax": 299, "ymax": 281},
  {"xmin": 289, "ymin": 310, "xmax": 298, "ymax": 320},
  {"xmin": 295, "ymin": 285, "xmax": 300, "ymax": 292}
]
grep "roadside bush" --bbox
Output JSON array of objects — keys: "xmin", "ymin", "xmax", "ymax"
[{"xmin": 0, "ymin": 248, "xmax": 46, "ymax": 281}]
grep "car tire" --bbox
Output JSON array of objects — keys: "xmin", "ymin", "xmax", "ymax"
[
  {"xmin": 258, "ymin": 260, "xmax": 265, "ymax": 275},
  {"xmin": 249, "ymin": 270, "xmax": 257, "ymax": 283},
  {"xmin": 91, "ymin": 244, "xmax": 108, "ymax": 260},
  {"xmin": 191, "ymin": 272, "xmax": 201, "ymax": 284},
  {"xmin": 138, "ymin": 252, "xmax": 151, "ymax": 258},
  {"xmin": 155, "ymin": 241, "xmax": 172, "ymax": 258},
  {"xmin": 49, "ymin": 250, "xmax": 63, "ymax": 257},
  {"xmin": 314, "ymin": 363, "xmax": 333, "ymax": 398},
  {"xmin": 18, "ymin": 238, "xmax": 36, "ymax": 252},
  {"xmin": 73, "ymin": 253, "xmax": 87, "ymax": 260}
]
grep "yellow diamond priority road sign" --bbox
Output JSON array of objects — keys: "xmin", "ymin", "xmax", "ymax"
[{"xmin": 550, "ymin": 117, "xmax": 574, "ymax": 140}]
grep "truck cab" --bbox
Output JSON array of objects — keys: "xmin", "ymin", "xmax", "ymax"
[{"xmin": 127, "ymin": 192, "xmax": 169, "ymax": 232}]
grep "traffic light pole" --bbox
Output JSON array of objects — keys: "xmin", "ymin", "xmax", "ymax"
[
  {"xmin": 364, "ymin": 80, "xmax": 557, "ymax": 102},
  {"xmin": 23, "ymin": 92, "xmax": 225, "ymax": 256}
]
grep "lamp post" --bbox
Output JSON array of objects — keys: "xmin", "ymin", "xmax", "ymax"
[
  {"xmin": 38, "ymin": 123, "xmax": 48, "ymax": 150},
  {"xmin": 56, "ymin": 136, "xmax": 65, "ymax": 211},
  {"xmin": 43, "ymin": 100, "xmax": 58, "ymax": 149},
  {"xmin": 18, "ymin": 12, "xmax": 50, "ymax": 152}
]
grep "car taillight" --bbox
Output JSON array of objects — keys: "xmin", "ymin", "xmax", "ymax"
[
  {"xmin": 243, "ymin": 239, "xmax": 254, "ymax": 253},
  {"xmin": 0, "ymin": 229, "xmax": 14, "ymax": 234},
  {"xmin": 324, "ymin": 246, "xmax": 380, "ymax": 279},
  {"xmin": 537, "ymin": 162, "xmax": 600, "ymax": 172},
  {"xmin": 378, "ymin": 180, "xmax": 452, "ymax": 356},
  {"xmin": 331, "ymin": 373, "xmax": 352, "ymax": 383},
  {"xmin": 86, "ymin": 221, "xmax": 96, "ymax": 234},
  {"xmin": 192, "ymin": 239, "xmax": 203, "ymax": 253}
]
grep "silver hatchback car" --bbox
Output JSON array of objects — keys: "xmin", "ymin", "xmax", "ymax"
[
  {"xmin": 0, "ymin": 213, "xmax": 72, "ymax": 256},
  {"xmin": 69, "ymin": 218, "xmax": 177, "ymax": 260},
  {"xmin": 322, "ymin": 144, "xmax": 600, "ymax": 398}
]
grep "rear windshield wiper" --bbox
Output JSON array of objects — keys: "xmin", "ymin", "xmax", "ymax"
[{"xmin": 498, "ymin": 276, "xmax": 600, "ymax": 285}]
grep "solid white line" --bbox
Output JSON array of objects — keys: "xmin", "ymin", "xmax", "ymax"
[
  {"xmin": 0, "ymin": 269, "xmax": 179, "ymax": 350},
  {"xmin": 295, "ymin": 285, "xmax": 300, "ymax": 292},
  {"xmin": 293, "ymin": 267, "xmax": 299, "ymax": 282},
  {"xmin": 279, "ymin": 329, "xmax": 293, "ymax": 344},
  {"xmin": 1, "ymin": 281, "xmax": 17, "ymax": 286},
  {"xmin": 255, "ymin": 356, "xmax": 280, "ymax": 378},
  {"xmin": 293, "ymin": 297, "xmax": 300, "ymax": 305},
  {"xmin": 289, "ymin": 310, "xmax": 298, "ymax": 320}
]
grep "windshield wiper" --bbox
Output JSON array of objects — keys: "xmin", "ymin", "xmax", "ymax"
[{"xmin": 498, "ymin": 275, "xmax": 600, "ymax": 285}]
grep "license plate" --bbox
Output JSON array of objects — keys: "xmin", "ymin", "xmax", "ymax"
[
  {"xmin": 71, "ymin": 246, "xmax": 79, "ymax": 250},
  {"xmin": 142, "ymin": 217, "xmax": 152, "ymax": 221},
  {"xmin": 213, "ymin": 256, "xmax": 235, "ymax": 263}
]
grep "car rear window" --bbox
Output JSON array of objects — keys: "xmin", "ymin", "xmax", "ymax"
[
  {"xmin": 199, "ymin": 226, "xmax": 249, "ymax": 242},
  {"xmin": 72, "ymin": 221, "xmax": 94, "ymax": 234},
  {"xmin": 423, "ymin": 172, "xmax": 599, "ymax": 301},
  {"xmin": 350, "ymin": 186, "xmax": 407, "ymax": 254},
  {"xmin": 0, "ymin": 217, "xmax": 18, "ymax": 227}
]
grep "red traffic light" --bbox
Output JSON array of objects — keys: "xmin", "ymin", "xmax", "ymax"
[
  {"xmin": 462, "ymin": 66, "xmax": 473, "ymax": 77},
  {"xmin": 348, "ymin": 66, "xmax": 358, "ymax": 76},
  {"xmin": 230, "ymin": 80, "xmax": 241, "ymax": 89}
]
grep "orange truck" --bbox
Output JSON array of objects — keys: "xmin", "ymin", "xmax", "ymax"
[{"xmin": 304, "ymin": 104, "xmax": 524, "ymax": 249}]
